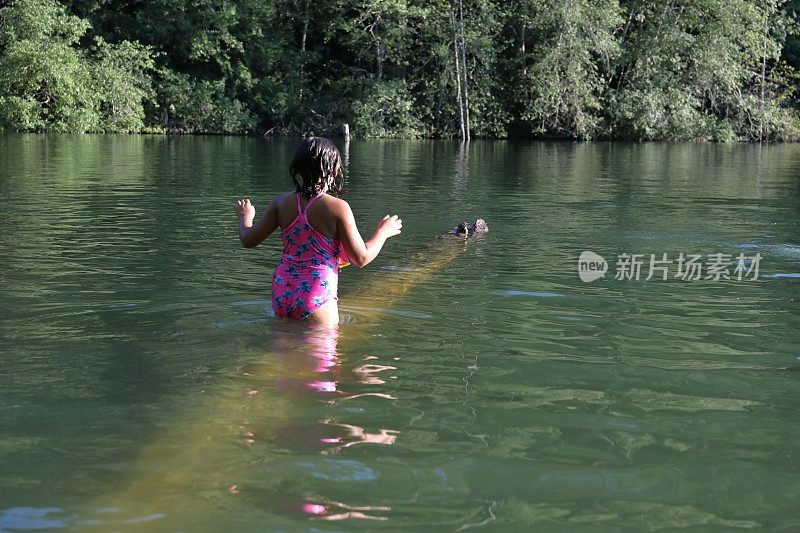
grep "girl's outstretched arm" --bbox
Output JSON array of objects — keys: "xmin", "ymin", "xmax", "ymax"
[
  {"xmin": 234, "ymin": 198, "xmax": 279, "ymax": 248},
  {"xmin": 337, "ymin": 201, "xmax": 402, "ymax": 268}
]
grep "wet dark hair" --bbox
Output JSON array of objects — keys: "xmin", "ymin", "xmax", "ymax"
[{"xmin": 289, "ymin": 136, "xmax": 344, "ymax": 198}]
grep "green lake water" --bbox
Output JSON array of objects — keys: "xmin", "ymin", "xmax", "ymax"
[{"xmin": 1, "ymin": 135, "xmax": 799, "ymax": 531}]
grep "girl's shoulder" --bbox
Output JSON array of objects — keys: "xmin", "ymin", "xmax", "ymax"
[
  {"xmin": 272, "ymin": 191, "xmax": 298, "ymax": 210},
  {"xmin": 320, "ymin": 194, "xmax": 351, "ymax": 216},
  {"xmin": 275, "ymin": 191, "xmax": 296, "ymax": 203}
]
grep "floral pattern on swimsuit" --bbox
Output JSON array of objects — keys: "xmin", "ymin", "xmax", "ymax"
[{"xmin": 272, "ymin": 193, "xmax": 349, "ymax": 320}]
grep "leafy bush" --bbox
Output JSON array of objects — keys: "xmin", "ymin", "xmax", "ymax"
[
  {"xmin": 0, "ymin": 0, "xmax": 155, "ymax": 133},
  {"xmin": 610, "ymin": 86, "xmax": 718, "ymax": 141},
  {"xmin": 351, "ymin": 80, "xmax": 425, "ymax": 138},
  {"xmin": 157, "ymin": 71, "xmax": 256, "ymax": 134},
  {"xmin": 91, "ymin": 38, "xmax": 156, "ymax": 132},
  {"xmin": 0, "ymin": 0, "xmax": 97, "ymax": 131}
]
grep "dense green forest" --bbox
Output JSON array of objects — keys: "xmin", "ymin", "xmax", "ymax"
[{"xmin": 1, "ymin": 0, "xmax": 800, "ymax": 140}]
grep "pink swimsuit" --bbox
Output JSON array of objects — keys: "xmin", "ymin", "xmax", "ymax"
[{"xmin": 272, "ymin": 193, "xmax": 348, "ymax": 320}]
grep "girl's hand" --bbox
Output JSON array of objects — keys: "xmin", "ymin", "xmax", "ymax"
[
  {"xmin": 377, "ymin": 214, "xmax": 402, "ymax": 239},
  {"xmin": 234, "ymin": 198, "xmax": 256, "ymax": 223}
]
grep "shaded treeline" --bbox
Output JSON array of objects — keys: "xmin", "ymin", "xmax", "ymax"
[{"xmin": 1, "ymin": 0, "xmax": 800, "ymax": 140}]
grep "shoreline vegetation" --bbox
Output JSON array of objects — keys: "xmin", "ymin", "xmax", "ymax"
[{"xmin": 2, "ymin": 0, "xmax": 800, "ymax": 141}]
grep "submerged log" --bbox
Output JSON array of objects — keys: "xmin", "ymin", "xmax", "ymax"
[{"xmin": 92, "ymin": 218, "xmax": 488, "ymax": 524}]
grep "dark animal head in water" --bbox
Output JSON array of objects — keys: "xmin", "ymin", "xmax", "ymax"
[{"xmin": 448, "ymin": 218, "xmax": 488, "ymax": 238}]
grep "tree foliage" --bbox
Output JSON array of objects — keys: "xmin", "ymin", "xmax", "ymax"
[
  {"xmin": 1, "ymin": 0, "xmax": 800, "ymax": 140},
  {"xmin": 0, "ymin": 0, "xmax": 153, "ymax": 132}
]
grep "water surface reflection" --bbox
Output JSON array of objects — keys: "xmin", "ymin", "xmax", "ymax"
[{"xmin": 235, "ymin": 320, "xmax": 398, "ymax": 523}]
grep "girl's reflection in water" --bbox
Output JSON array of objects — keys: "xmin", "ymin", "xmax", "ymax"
[{"xmin": 237, "ymin": 319, "xmax": 397, "ymax": 522}]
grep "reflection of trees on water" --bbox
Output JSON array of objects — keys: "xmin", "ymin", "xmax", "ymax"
[
  {"xmin": 453, "ymin": 140, "xmax": 469, "ymax": 194},
  {"xmin": 12, "ymin": 136, "xmax": 800, "ymax": 528},
  {"xmin": 0, "ymin": 134, "xmax": 290, "ymax": 404}
]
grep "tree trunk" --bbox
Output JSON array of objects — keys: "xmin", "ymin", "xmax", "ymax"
[
  {"xmin": 459, "ymin": 0, "xmax": 470, "ymax": 140},
  {"xmin": 368, "ymin": 16, "xmax": 383, "ymax": 80},
  {"xmin": 613, "ymin": 9, "xmax": 635, "ymax": 88},
  {"xmin": 520, "ymin": 20, "xmax": 527, "ymax": 77},
  {"xmin": 298, "ymin": 0, "xmax": 310, "ymax": 99},
  {"xmin": 759, "ymin": 2, "xmax": 769, "ymax": 142},
  {"xmin": 300, "ymin": 0, "xmax": 310, "ymax": 53},
  {"xmin": 452, "ymin": 11, "xmax": 465, "ymax": 140}
]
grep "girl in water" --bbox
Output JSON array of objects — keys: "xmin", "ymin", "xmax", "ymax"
[{"xmin": 234, "ymin": 137, "xmax": 402, "ymax": 326}]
